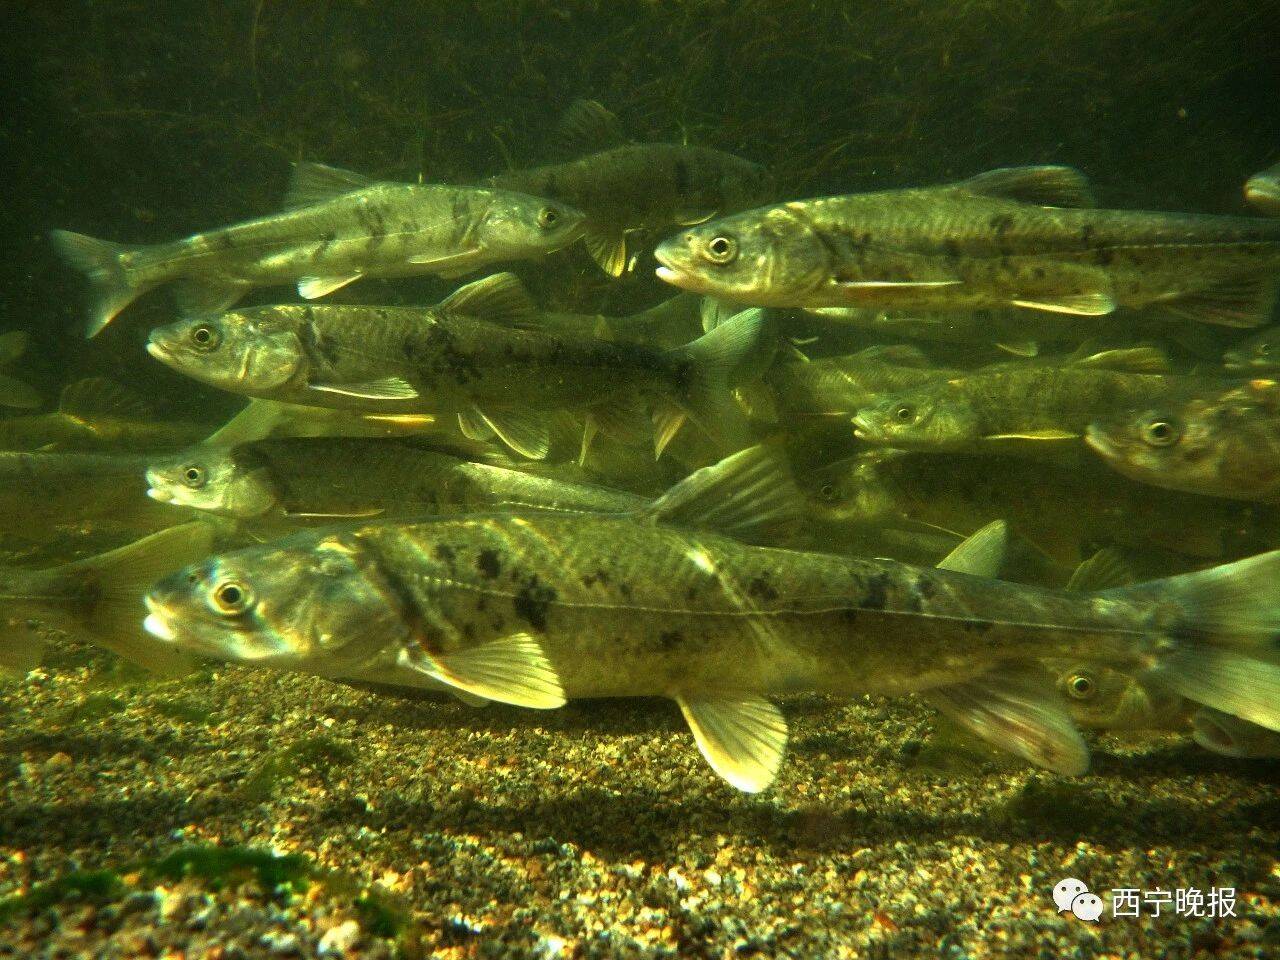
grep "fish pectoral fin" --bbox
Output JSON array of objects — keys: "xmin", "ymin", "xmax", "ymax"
[
  {"xmin": 921, "ymin": 666, "xmax": 1090, "ymax": 775},
  {"xmin": 437, "ymin": 272, "xmax": 537, "ymax": 325},
  {"xmin": 651, "ymin": 403, "xmax": 687, "ymax": 459},
  {"xmin": 1150, "ymin": 274, "xmax": 1280, "ymax": 329},
  {"xmin": 283, "ymin": 507, "xmax": 386, "ymax": 519},
  {"xmin": 1065, "ymin": 548, "xmax": 1134, "ymax": 592},
  {"xmin": 284, "ymin": 161, "xmax": 375, "ymax": 209},
  {"xmin": 204, "ymin": 399, "xmax": 282, "ymax": 446},
  {"xmin": 582, "ymin": 228, "xmax": 628, "ymax": 277},
  {"xmin": 577, "ymin": 414, "xmax": 599, "ymax": 467},
  {"xmin": 457, "ymin": 409, "xmax": 496, "ymax": 442},
  {"xmin": 642, "ymin": 444, "xmax": 804, "ymax": 543},
  {"xmin": 172, "ymin": 278, "xmax": 251, "ymax": 317},
  {"xmin": 298, "ymin": 274, "xmax": 361, "ymax": 299},
  {"xmin": 1067, "ymin": 345, "xmax": 1171, "ymax": 374},
  {"xmin": 474, "ymin": 405, "xmax": 551, "ymax": 460},
  {"xmin": 557, "ymin": 98, "xmax": 627, "ymax": 154},
  {"xmin": 957, "ymin": 165, "xmax": 1097, "ymax": 208},
  {"xmin": 982, "ymin": 429, "xmax": 1080, "ymax": 441},
  {"xmin": 404, "ymin": 632, "xmax": 567, "ymax": 709},
  {"xmin": 308, "ymin": 376, "xmax": 420, "ymax": 401},
  {"xmin": 934, "ymin": 520, "xmax": 1009, "ymax": 578},
  {"xmin": 58, "ymin": 377, "xmax": 152, "ymax": 422},
  {"xmin": 1010, "ymin": 290, "xmax": 1116, "ymax": 316},
  {"xmin": 676, "ymin": 693, "xmax": 788, "ymax": 793},
  {"xmin": 404, "ymin": 248, "xmax": 479, "ymax": 269},
  {"xmin": 0, "ymin": 373, "xmax": 42, "ymax": 409}
]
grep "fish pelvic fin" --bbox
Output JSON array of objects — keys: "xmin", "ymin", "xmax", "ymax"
[
  {"xmin": 662, "ymin": 307, "xmax": 777, "ymax": 452},
  {"xmin": 62, "ymin": 522, "xmax": 219, "ymax": 676},
  {"xmin": 1106, "ymin": 550, "xmax": 1280, "ymax": 735},
  {"xmin": 49, "ymin": 230, "xmax": 149, "ymax": 338},
  {"xmin": 676, "ymin": 693, "xmax": 788, "ymax": 793}
]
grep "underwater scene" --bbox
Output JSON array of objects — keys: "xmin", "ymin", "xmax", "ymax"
[{"xmin": 4, "ymin": 1, "xmax": 1280, "ymax": 956}]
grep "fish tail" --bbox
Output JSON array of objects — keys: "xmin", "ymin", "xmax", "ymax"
[
  {"xmin": 1110, "ymin": 550, "xmax": 1280, "ymax": 735},
  {"xmin": 48, "ymin": 230, "xmax": 151, "ymax": 338},
  {"xmin": 662, "ymin": 307, "xmax": 778, "ymax": 452},
  {"xmin": 60, "ymin": 522, "xmax": 219, "ymax": 676}
]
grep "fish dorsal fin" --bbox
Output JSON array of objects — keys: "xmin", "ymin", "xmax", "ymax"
[
  {"xmin": 284, "ymin": 161, "xmax": 375, "ymax": 209},
  {"xmin": 473, "ymin": 405, "xmax": 551, "ymax": 460},
  {"xmin": 935, "ymin": 520, "xmax": 1008, "ymax": 578},
  {"xmin": 205, "ymin": 399, "xmax": 283, "ymax": 446},
  {"xmin": 402, "ymin": 631, "xmax": 566, "ymax": 709},
  {"xmin": 557, "ymin": 99, "xmax": 626, "ymax": 154},
  {"xmin": 0, "ymin": 330, "xmax": 30, "ymax": 364},
  {"xmin": 853, "ymin": 344, "xmax": 931, "ymax": 367},
  {"xmin": 438, "ymin": 273, "xmax": 537, "ymax": 326},
  {"xmin": 1068, "ymin": 346, "xmax": 1170, "ymax": 374},
  {"xmin": 582, "ymin": 229, "xmax": 628, "ymax": 277},
  {"xmin": 308, "ymin": 376, "xmax": 419, "ymax": 401},
  {"xmin": 298, "ymin": 275, "xmax": 361, "ymax": 299},
  {"xmin": 642, "ymin": 444, "xmax": 805, "ymax": 544},
  {"xmin": 958, "ymin": 165, "xmax": 1096, "ymax": 208},
  {"xmin": 922, "ymin": 665, "xmax": 1090, "ymax": 775},
  {"xmin": 676, "ymin": 693, "xmax": 788, "ymax": 793},
  {"xmin": 1065, "ymin": 548, "xmax": 1134, "ymax": 592},
  {"xmin": 59, "ymin": 377, "xmax": 152, "ymax": 422}
]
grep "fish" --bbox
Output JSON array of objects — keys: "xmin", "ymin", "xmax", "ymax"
[
  {"xmin": 802, "ymin": 448, "xmax": 1275, "ymax": 566},
  {"xmin": 653, "ymin": 165, "xmax": 1280, "ymax": 327},
  {"xmin": 491, "ymin": 100, "xmax": 770, "ymax": 277},
  {"xmin": 145, "ymin": 441, "xmax": 803, "ymax": 552},
  {"xmin": 1085, "ymin": 378, "xmax": 1280, "ymax": 502},
  {"xmin": 1245, "ymin": 161, "xmax": 1280, "ymax": 216},
  {"xmin": 51, "ymin": 161, "xmax": 587, "ymax": 338},
  {"xmin": 1, "ymin": 522, "xmax": 215, "ymax": 677},
  {"xmin": 849, "ymin": 348, "xmax": 1185, "ymax": 453},
  {"xmin": 144, "ymin": 273, "xmax": 775, "ymax": 460},
  {"xmin": 0, "ymin": 378, "xmax": 212, "ymax": 453},
  {"xmin": 142, "ymin": 456, "xmax": 1280, "ymax": 791},
  {"xmin": 755, "ymin": 345, "xmax": 960, "ymax": 419},
  {"xmin": 0, "ymin": 331, "xmax": 42, "ymax": 409},
  {"xmin": 1222, "ymin": 326, "xmax": 1280, "ymax": 375}
]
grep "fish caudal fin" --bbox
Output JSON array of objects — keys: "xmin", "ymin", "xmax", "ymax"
[
  {"xmin": 1108, "ymin": 550, "xmax": 1280, "ymax": 735},
  {"xmin": 63, "ymin": 521, "xmax": 219, "ymax": 676},
  {"xmin": 49, "ymin": 230, "xmax": 147, "ymax": 338},
  {"xmin": 662, "ymin": 307, "xmax": 777, "ymax": 453}
]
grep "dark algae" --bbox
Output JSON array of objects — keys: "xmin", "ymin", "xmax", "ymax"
[{"xmin": 4, "ymin": 1, "xmax": 1280, "ymax": 958}]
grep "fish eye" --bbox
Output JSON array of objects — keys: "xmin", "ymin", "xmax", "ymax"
[
  {"xmin": 182, "ymin": 465, "xmax": 206, "ymax": 488},
  {"xmin": 191, "ymin": 325, "xmax": 221, "ymax": 350},
  {"xmin": 1259, "ymin": 343, "xmax": 1271, "ymax": 357},
  {"xmin": 537, "ymin": 206, "xmax": 560, "ymax": 229},
  {"xmin": 1066, "ymin": 672, "xmax": 1096, "ymax": 700},
  {"xmin": 212, "ymin": 581, "xmax": 252, "ymax": 615},
  {"xmin": 819, "ymin": 483, "xmax": 837, "ymax": 502},
  {"xmin": 1141, "ymin": 418, "xmax": 1179, "ymax": 447},
  {"xmin": 894, "ymin": 404, "xmax": 916, "ymax": 424},
  {"xmin": 704, "ymin": 235, "xmax": 738, "ymax": 264}
]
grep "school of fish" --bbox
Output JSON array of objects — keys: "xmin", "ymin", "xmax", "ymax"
[{"xmin": 5, "ymin": 99, "xmax": 1278, "ymax": 792}]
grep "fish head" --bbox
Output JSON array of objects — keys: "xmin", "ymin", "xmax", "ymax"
[
  {"xmin": 1050, "ymin": 659, "xmax": 1189, "ymax": 732},
  {"xmin": 146, "ymin": 445, "xmax": 277, "ymax": 519},
  {"xmin": 476, "ymin": 192, "xmax": 587, "ymax": 257},
  {"xmin": 851, "ymin": 389, "xmax": 977, "ymax": 450},
  {"xmin": 1244, "ymin": 164, "xmax": 1280, "ymax": 215},
  {"xmin": 1084, "ymin": 404, "xmax": 1220, "ymax": 493},
  {"xmin": 654, "ymin": 205, "xmax": 829, "ymax": 305},
  {"xmin": 804, "ymin": 454, "xmax": 897, "ymax": 524},
  {"xmin": 143, "ymin": 534, "xmax": 405, "ymax": 670},
  {"xmin": 1222, "ymin": 327, "xmax": 1280, "ymax": 373},
  {"xmin": 146, "ymin": 310, "xmax": 305, "ymax": 396}
]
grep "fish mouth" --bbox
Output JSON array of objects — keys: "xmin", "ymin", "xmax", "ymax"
[
  {"xmin": 146, "ymin": 486, "xmax": 174, "ymax": 504},
  {"xmin": 850, "ymin": 413, "xmax": 880, "ymax": 441},
  {"xmin": 654, "ymin": 265, "xmax": 682, "ymax": 284},
  {"xmin": 145, "ymin": 339, "xmax": 172, "ymax": 363},
  {"xmin": 143, "ymin": 596, "xmax": 176, "ymax": 642}
]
